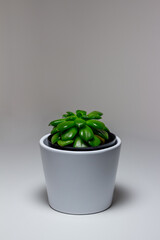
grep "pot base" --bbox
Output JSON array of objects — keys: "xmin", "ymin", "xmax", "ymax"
[{"xmin": 48, "ymin": 201, "xmax": 113, "ymax": 215}]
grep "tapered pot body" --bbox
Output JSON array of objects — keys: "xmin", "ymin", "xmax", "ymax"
[{"xmin": 40, "ymin": 134, "xmax": 121, "ymax": 214}]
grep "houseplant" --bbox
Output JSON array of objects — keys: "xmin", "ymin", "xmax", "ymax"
[{"xmin": 40, "ymin": 110, "xmax": 121, "ymax": 214}]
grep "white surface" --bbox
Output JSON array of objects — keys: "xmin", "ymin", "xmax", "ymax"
[{"xmin": 1, "ymin": 137, "xmax": 160, "ymax": 240}]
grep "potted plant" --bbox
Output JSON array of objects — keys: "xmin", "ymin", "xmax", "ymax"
[{"xmin": 40, "ymin": 110, "xmax": 121, "ymax": 214}]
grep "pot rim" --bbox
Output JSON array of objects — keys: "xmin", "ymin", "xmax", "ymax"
[
  {"xmin": 40, "ymin": 134, "xmax": 121, "ymax": 155},
  {"xmin": 47, "ymin": 132, "xmax": 117, "ymax": 151}
]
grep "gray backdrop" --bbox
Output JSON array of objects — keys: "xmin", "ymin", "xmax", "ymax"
[
  {"xmin": 1, "ymin": 0, "xmax": 160, "ymax": 145},
  {"xmin": 1, "ymin": 1, "xmax": 160, "ymax": 240}
]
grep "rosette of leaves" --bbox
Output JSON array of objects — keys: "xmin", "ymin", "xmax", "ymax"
[{"xmin": 49, "ymin": 110, "xmax": 110, "ymax": 148}]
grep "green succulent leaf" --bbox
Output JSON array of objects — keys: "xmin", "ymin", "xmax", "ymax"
[
  {"xmin": 86, "ymin": 111, "xmax": 103, "ymax": 119},
  {"xmin": 62, "ymin": 114, "xmax": 68, "ymax": 118},
  {"xmin": 88, "ymin": 135, "xmax": 101, "ymax": 147},
  {"xmin": 94, "ymin": 129, "xmax": 109, "ymax": 140},
  {"xmin": 51, "ymin": 132, "xmax": 60, "ymax": 144},
  {"xmin": 73, "ymin": 136, "xmax": 88, "ymax": 148},
  {"xmin": 81, "ymin": 115, "xmax": 90, "ymax": 120},
  {"xmin": 65, "ymin": 116, "xmax": 76, "ymax": 121},
  {"xmin": 95, "ymin": 134, "xmax": 105, "ymax": 144},
  {"xmin": 79, "ymin": 126, "xmax": 94, "ymax": 142},
  {"xmin": 57, "ymin": 140, "xmax": 74, "ymax": 147},
  {"xmin": 49, "ymin": 119, "xmax": 66, "ymax": 126},
  {"xmin": 61, "ymin": 127, "xmax": 78, "ymax": 140},
  {"xmin": 74, "ymin": 118, "xmax": 86, "ymax": 128},
  {"xmin": 57, "ymin": 121, "xmax": 75, "ymax": 132},
  {"xmin": 63, "ymin": 111, "xmax": 75, "ymax": 118},
  {"xmin": 103, "ymin": 126, "xmax": 110, "ymax": 132},
  {"xmin": 86, "ymin": 119, "xmax": 106, "ymax": 130},
  {"xmin": 88, "ymin": 111, "xmax": 103, "ymax": 117},
  {"xmin": 66, "ymin": 111, "xmax": 75, "ymax": 116},
  {"xmin": 87, "ymin": 114, "xmax": 102, "ymax": 119},
  {"xmin": 76, "ymin": 110, "xmax": 87, "ymax": 115},
  {"xmin": 76, "ymin": 110, "xmax": 87, "ymax": 118},
  {"xmin": 51, "ymin": 127, "xmax": 59, "ymax": 135}
]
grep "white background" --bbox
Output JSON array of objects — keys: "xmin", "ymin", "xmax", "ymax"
[{"xmin": 1, "ymin": 1, "xmax": 160, "ymax": 239}]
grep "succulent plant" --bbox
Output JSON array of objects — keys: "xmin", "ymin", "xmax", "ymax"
[{"xmin": 49, "ymin": 110, "xmax": 110, "ymax": 148}]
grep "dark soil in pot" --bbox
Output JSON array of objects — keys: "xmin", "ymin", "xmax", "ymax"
[{"xmin": 47, "ymin": 132, "xmax": 117, "ymax": 151}]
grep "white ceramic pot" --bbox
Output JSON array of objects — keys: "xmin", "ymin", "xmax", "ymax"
[{"xmin": 40, "ymin": 134, "xmax": 121, "ymax": 215}]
